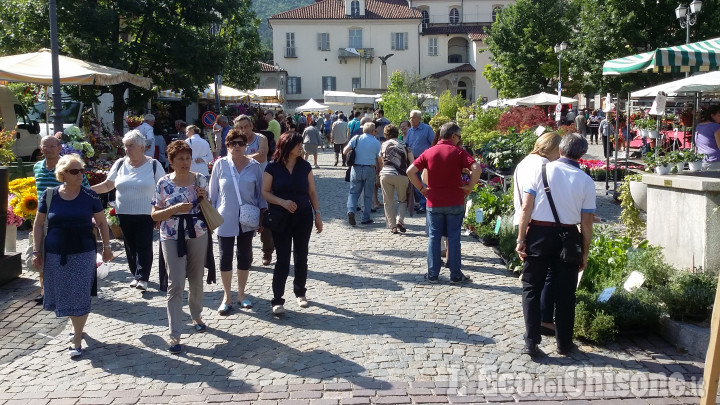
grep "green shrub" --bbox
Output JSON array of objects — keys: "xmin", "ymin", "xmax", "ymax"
[
  {"xmin": 428, "ymin": 115, "xmax": 451, "ymax": 132},
  {"xmin": 656, "ymin": 269, "xmax": 717, "ymax": 322},
  {"xmin": 580, "ymin": 226, "xmax": 634, "ymax": 293},
  {"xmin": 602, "ymin": 288, "xmax": 662, "ymax": 332},
  {"xmin": 624, "ymin": 246, "xmax": 672, "ymax": 290},
  {"xmin": 457, "ymin": 104, "xmax": 505, "ymax": 149},
  {"xmin": 497, "ymin": 215, "xmax": 522, "ymax": 273},
  {"xmin": 574, "ymin": 290, "xmax": 617, "ymax": 344}
]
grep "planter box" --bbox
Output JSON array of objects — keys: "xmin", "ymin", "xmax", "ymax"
[{"xmin": 660, "ymin": 316, "xmax": 709, "ymax": 359}]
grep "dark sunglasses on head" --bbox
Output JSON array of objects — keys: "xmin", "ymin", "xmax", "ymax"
[
  {"xmin": 65, "ymin": 168, "xmax": 83, "ymax": 175},
  {"xmin": 227, "ymin": 141, "xmax": 246, "ymax": 147}
]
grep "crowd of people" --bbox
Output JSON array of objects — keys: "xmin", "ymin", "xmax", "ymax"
[{"xmin": 31, "ymin": 104, "xmax": 602, "ymax": 360}]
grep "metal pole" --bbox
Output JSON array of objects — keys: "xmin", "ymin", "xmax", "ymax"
[
  {"xmin": 685, "ymin": 17, "xmax": 691, "ymax": 78},
  {"xmin": 558, "ymin": 55, "xmax": 562, "ymax": 103},
  {"xmin": 49, "ymin": 0, "xmax": 63, "ymax": 135},
  {"xmin": 214, "ymin": 75, "xmax": 221, "ymax": 114}
]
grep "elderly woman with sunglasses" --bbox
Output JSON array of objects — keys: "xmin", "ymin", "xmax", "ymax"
[
  {"xmin": 262, "ymin": 132, "xmax": 323, "ymax": 315},
  {"xmin": 208, "ymin": 129, "xmax": 267, "ymax": 315},
  {"xmin": 151, "ymin": 140, "xmax": 209, "ymax": 355},
  {"xmin": 32, "ymin": 154, "xmax": 114, "ymax": 358},
  {"xmin": 92, "ymin": 130, "xmax": 165, "ymax": 291}
]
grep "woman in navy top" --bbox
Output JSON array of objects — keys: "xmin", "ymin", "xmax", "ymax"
[
  {"xmin": 262, "ymin": 132, "xmax": 323, "ymax": 315},
  {"xmin": 32, "ymin": 154, "xmax": 114, "ymax": 358}
]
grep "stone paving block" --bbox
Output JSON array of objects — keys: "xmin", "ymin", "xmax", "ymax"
[
  {"xmin": 308, "ymin": 400, "xmax": 339, "ymax": 405},
  {"xmin": 261, "ymin": 392, "xmax": 291, "ymax": 400},
  {"xmin": 263, "ymin": 385, "xmax": 290, "ymax": 393},
  {"xmin": 278, "ymin": 400, "xmax": 310, "ymax": 405},
  {"xmin": 412, "ymin": 395, "xmax": 449, "ymax": 403},
  {"xmin": 5, "ymin": 400, "xmax": 49, "ymax": 405},
  {"xmin": 108, "ymin": 397, "xmax": 139, "ymax": 405},
  {"xmin": 290, "ymin": 384, "xmax": 324, "ymax": 391},
  {"xmin": 447, "ymin": 396, "xmax": 486, "ymax": 404},
  {"xmin": 47, "ymin": 399, "xmax": 78, "ymax": 405},
  {"xmin": 135, "ymin": 397, "xmax": 170, "ymax": 404},
  {"xmin": 168, "ymin": 395, "xmax": 207, "ymax": 403},
  {"xmin": 324, "ymin": 383, "xmax": 352, "ymax": 391},
  {"xmin": 370, "ymin": 396, "xmax": 411, "ymax": 404},
  {"xmin": 340, "ymin": 399, "xmax": 371, "ymax": 405},
  {"xmin": 231, "ymin": 393, "xmax": 259, "ymax": 401},
  {"xmin": 351, "ymin": 390, "xmax": 376, "ymax": 398}
]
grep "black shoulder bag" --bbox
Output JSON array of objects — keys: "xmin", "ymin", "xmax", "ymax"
[
  {"xmin": 344, "ymin": 135, "xmax": 359, "ymax": 182},
  {"xmin": 541, "ymin": 163, "xmax": 584, "ymax": 266}
]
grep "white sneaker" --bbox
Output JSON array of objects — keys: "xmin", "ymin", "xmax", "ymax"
[
  {"xmin": 136, "ymin": 280, "xmax": 148, "ymax": 291},
  {"xmin": 129, "ymin": 280, "xmax": 138, "ymax": 288},
  {"xmin": 297, "ymin": 297, "xmax": 309, "ymax": 308},
  {"xmin": 272, "ymin": 304, "xmax": 286, "ymax": 315}
]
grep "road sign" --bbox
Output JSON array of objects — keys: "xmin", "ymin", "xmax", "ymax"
[
  {"xmin": 557, "ymin": 81, "xmax": 562, "ymax": 92},
  {"xmin": 555, "ymin": 103, "xmax": 563, "ymax": 113},
  {"xmin": 202, "ymin": 111, "xmax": 217, "ymax": 128}
]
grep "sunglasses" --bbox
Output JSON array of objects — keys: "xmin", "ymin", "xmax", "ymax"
[
  {"xmin": 227, "ymin": 141, "xmax": 247, "ymax": 147},
  {"xmin": 65, "ymin": 168, "xmax": 83, "ymax": 175}
]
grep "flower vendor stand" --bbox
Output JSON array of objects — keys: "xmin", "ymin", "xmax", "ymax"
[{"xmin": 0, "ymin": 167, "xmax": 22, "ymax": 286}]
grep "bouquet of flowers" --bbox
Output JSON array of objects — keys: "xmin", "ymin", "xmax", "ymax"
[
  {"xmin": 125, "ymin": 115, "xmax": 143, "ymax": 129},
  {"xmin": 105, "ymin": 206, "xmax": 119, "ymax": 226},
  {"xmin": 8, "ymin": 177, "xmax": 38, "ymax": 222},
  {"xmin": 61, "ymin": 125, "xmax": 95, "ymax": 158},
  {"xmin": 6, "ymin": 202, "xmax": 24, "ymax": 227},
  {"xmin": 85, "ymin": 170, "xmax": 107, "ymax": 186}
]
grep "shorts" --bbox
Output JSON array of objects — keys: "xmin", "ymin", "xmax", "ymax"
[
  {"xmin": 218, "ymin": 230, "xmax": 255, "ymax": 271},
  {"xmin": 303, "ymin": 144, "xmax": 318, "ymax": 155}
]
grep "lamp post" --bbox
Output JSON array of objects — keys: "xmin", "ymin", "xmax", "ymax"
[
  {"xmin": 274, "ymin": 64, "xmax": 285, "ymax": 105},
  {"xmin": 210, "ymin": 15, "xmax": 222, "ymax": 113},
  {"xmin": 554, "ymin": 41, "xmax": 568, "ymax": 122},
  {"xmin": 676, "ymin": 0, "xmax": 702, "ymax": 45}
]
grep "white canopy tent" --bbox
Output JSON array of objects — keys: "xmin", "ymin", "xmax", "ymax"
[
  {"xmin": 158, "ymin": 84, "xmax": 249, "ymax": 102},
  {"xmin": 0, "ymin": 49, "xmax": 152, "ymax": 88},
  {"xmin": 515, "ymin": 92, "xmax": 578, "ymax": 106},
  {"xmin": 631, "ymin": 71, "xmax": 720, "ymax": 97},
  {"xmin": 481, "ymin": 97, "xmax": 521, "ymax": 110},
  {"xmin": 324, "ymin": 90, "xmax": 381, "ymax": 105},
  {"xmin": 295, "ymin": 98, "xmax": 329, "ymax": 112}
]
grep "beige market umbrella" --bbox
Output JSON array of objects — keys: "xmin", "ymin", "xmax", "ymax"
[
  {"xmin": 0, "ymin": 49, "xmax": 152, "ymax": 88},
  {"xmin": 158, "ymin": 83, "xmax": 249, "ymax": 102}
]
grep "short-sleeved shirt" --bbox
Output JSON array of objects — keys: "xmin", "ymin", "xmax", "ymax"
[
  {"xmin": 331, "ymin": 121, "xmax": 349, "ymax": 144},
  {"xmin": 209, "ymin": 157, "xmax": 267, "ymax": 236},
  {"xmin": 152, "ymin": 174, "xmax": 209, "ymax": 240},
  {"xmin": 34, "ymin": 159, "xmax": 89, "ymax": 198},
  {"xmin": 107, "ymin": 157, "xmax": 165, "ymax": 215},
  {"xmin": 348, "ymin": 118, "xmax": 361, "ymax": 136},
  {"xmin": 265, "ymin": 159, "xmax": 313, "ymax": 210},
  {"xmin": 412, "ymin": 140, "xmax": 476, "ymax": 208},
  {"xmin": 406, "ymin": 122, "xmax": 435, "ymax": 158},
  {"xmin": 512, "ymin": 154, "xmax": 548, "ymax": 226},
  {"xmin": 39, "ymin": 186, "xmax": 103, "ymax": 255},
  {"xmin": 348, "ymin": 134, "xmax": 381, "ymax": 166},
  {"xmin": 696, "ymin": 122, "xmax": 720, "ymax": 162},
  {"xmin": 525, "ymin": 158, "xmax": 596, "ymax": 224},
  {"xmin": 137, "ymin": 122, "xmax": 155, "ymax": 157}
]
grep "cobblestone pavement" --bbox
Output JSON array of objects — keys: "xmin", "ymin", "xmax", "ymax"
[{"xmin": 0, "ymin": 148, "xmax": 705, "ymax": 404}]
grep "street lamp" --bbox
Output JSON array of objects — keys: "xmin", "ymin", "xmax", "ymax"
[
  {"xmin": 553, "ymin": 41, "xmax": 568, "ymax": 121},
  {"xmin": 210, "ymin": 14, "xmax": 222, "ymax": 113},
  {"xmin": 676, "ymin": 0, "xmax": 702, "ymax": 44}
]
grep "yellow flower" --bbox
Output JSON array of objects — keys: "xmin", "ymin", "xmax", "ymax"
[{"xmin": 20, "ymin": 195, "xmax": 38, "ymax": 216}]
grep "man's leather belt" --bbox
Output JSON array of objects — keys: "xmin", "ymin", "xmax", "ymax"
[{"xmin": 530, "ymin": 219, "xmax": 576, "ymax": 228}]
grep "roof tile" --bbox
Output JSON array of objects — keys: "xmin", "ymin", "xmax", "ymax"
[{"xmin": 270, "ymin": 0, "xmax": 421, "ymax": 20}]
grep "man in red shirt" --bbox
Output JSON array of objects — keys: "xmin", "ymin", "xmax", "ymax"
[{"xmin": 407, "ymin": 122, "xmax": 481, "ymax": 283}]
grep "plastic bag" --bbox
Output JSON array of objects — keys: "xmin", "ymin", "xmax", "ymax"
[{"xmin": 96, "ymin": 253, "xmax": 110, "ymax": 279}]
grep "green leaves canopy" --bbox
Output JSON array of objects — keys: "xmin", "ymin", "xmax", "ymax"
[{"xmin": 0, "ymin": 0, "xmax": 262, "ymax": 132}]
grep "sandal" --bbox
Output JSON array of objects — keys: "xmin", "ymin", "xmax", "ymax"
[
  {"xmin": 391, "ymin": 227, "xmax": 399, "ymax": 234},
  {"xmin": 396, "ymin": 224, "xmax": 406, "ymax": 233}
]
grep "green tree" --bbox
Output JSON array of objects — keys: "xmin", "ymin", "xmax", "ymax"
[
  {"xmin": 0, "ymin": 0, "xmax": 262, "ymax": 133},
  {"xmin": 483, "ymin": 0, "xmax": 578, "ymax": 98},
  {"xmin": 437, "ymin": 90, "xmax": 466, "ymax": 121},
  {"xmin": 381, "ymin": 71, "xmax": 421, "ymax": 125}
]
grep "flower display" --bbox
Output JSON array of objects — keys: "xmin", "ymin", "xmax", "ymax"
[
  {"xmin": 85, "ymin": 170, "xmax": 107, "ymax": 186},
  {"xmin": 578, "ymin": 159, "xmax": 643, "ymax": 181},
  {"xmin": 60, "ymin": 125, "xmax": 95, "ymax": 158},
  {"xmin": 6, "ymin": 202, "xmax": 24, "ymax": 227},
  {"xmin": 8, "ymin": 177, "xmax": 38, "ymax": 222},
  {"xmin": 125, "ymin": 115, "xmax": 143, "ymax": 129},
  {"xmin": 105, "ymin": 206, "xmax": 119, "ymax": 226}
]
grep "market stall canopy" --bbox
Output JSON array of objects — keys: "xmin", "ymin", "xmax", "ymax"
[
  {"xmin": 481, "ymin": 97, "xmax": 521, "ymax": 110},
  {"xmin": 324, "ymin": 90, "xmax": 381, "ymax": 105},
  {"xmin": 295, "ymin": 98, "xmax": 329, "ymax": 112},
  {"xmin": 602, "ymin": 37, "xmax": 720, "ymax": 76},
  {"xmin": 249, "ymin": 88, "xmax": 281, "ymax": 102},
  {"xmin": 0, "ymin": 49, "xmax": 152, "ymax": 88},
  {"xmin": 515, "ymin": 92, "xmax": 578, "ymax": 106},
  {"xmin": 631, "ymin": 71, "xmax": 720, "ymax": 97},
  {"xmin": 158, "ymin": 84, "xmax": 249, "ymax": 102}
]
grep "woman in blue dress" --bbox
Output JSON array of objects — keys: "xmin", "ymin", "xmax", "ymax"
[{"xmin": 32, "ymin": 154, "xmax": 114, "ymax": 358}]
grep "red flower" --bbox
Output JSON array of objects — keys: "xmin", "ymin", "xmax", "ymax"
[{"xmin": 109, "ymin": 208, "xmax": 116, "ymax": 216}]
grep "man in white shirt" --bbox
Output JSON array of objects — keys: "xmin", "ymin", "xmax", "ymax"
[
  {"xmin": 185, "ymin": 125, "xmax": 213, "ymax": 176},
  {"xmin": 137, "ymin": 114, "xmax": 155, "ymax": 157}
]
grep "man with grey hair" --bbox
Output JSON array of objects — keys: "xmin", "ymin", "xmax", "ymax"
[
  {"xmin": 137, "ymin": 114, "xmax": 155, "ymax": 157},
  {"xmin": 405, "ymin": 110, "xmax": 434, "ymax": 213},
  {"xmin": 215, "ymin": 115, "xmax": 230, "ymax": 157},
  {"xmin": 515, "ymin": 133, "xmax": 595, "ymax": 358},
  {"xmin": 407, "ymin": 122, "xmax": 481, "ymax": 284},
  {"xmin": 344, "ymin": 122, "xmax": 382, "ymax": 226}
]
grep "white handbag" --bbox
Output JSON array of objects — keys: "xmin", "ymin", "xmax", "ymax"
[{"xmin": 227, "ymin": 157, "xmax": 261, "ymax": 229}]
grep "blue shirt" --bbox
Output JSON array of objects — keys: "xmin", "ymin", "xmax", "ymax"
[
  {"xmin": 348, "ymin": 134, "xmax": 381, "ymax": 166},
  {"xmin": 406, "ymin": 122, "xmax": 434, "ymax": 158},
  {"xmin": 219, "ymin": 125, "xmax": 230, "ymax": 157}
]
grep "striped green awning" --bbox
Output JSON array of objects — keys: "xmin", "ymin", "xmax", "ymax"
[{"xmin": 602, "ymin": 37, "xmax": 720, "ymax": 75}]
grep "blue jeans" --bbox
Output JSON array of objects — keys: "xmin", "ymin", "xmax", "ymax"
[
  {"xmin": 426, "ymin": 205, "xmax": 464, "ymax": 279},
  {"xmin": 347, "ymin": 165, "xmax": 376, "ymax": 222},
  {"xmin": 413, "ymin": 171, "xmax": 427, "ymax": 208}
]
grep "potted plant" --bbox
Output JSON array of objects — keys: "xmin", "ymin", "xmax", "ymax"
[
  {"xmin": 634, "ymin": 117, "xmax": 648, "ymax": 138},
  {"xmin": 682, "ymin": 149, "xmax": 705, "ymax": 172},
  {"xmin": 668, "ymin": 150, "xmax": 685, "ymax": 173},
  {"xmin": 643, "ymin": 152, "xmax": 672, "ymax": 175},
  {"xmin": 106, "ymin": 206, "xmax": 123, "ymax": 239},
  {"xmin": 645, "ymin": 118, "xmax": 659, "ymax": 139}
]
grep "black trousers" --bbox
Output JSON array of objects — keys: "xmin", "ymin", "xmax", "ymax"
[
  {"xmin": 334, "ymin": 143, "xmax": 347, "ymax": 165},
  {"xmin": 602, "ymin": 135, "xmax": 614, "ymax": 158},
  {"xmin": 589, "ymin": 127, "xmax": 599, "ymax": 143},
  {"xmin": 117, "ymin": 214, "xmax": 155, "ymax": 282},
  {"xmin": 521, "ymin": 224, "xmax": 579, "ymax": 349},
  {"xmin": 271, "ymin": 206, "xmax": 313, "ymax": 306}
]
